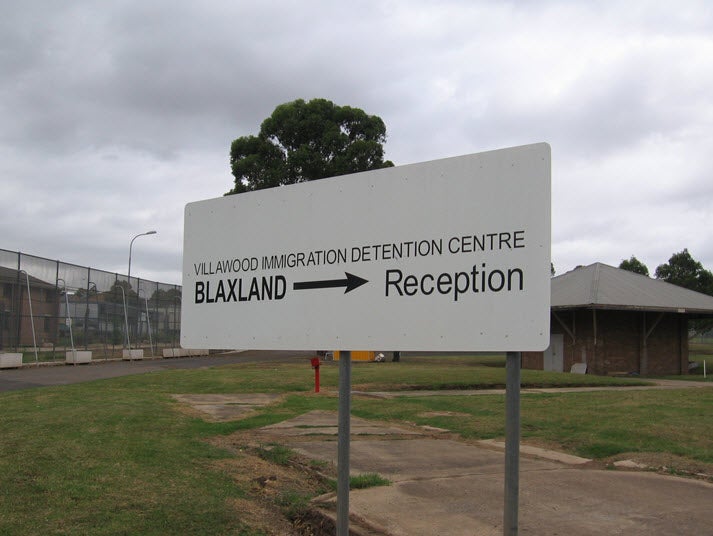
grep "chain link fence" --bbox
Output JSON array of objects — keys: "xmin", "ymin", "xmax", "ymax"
[{"xmin": 0, "ymin": 249, "xmax": 182, "ymax": 362}]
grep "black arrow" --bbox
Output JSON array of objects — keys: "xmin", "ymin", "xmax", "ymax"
[{"xmin": 293, "ymin": 272, "xmax": 369, "ymax": 294}]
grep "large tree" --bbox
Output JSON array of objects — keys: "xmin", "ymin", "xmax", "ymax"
[
  {"xmin": 619, "ymin": 256, "xmax": 649, "ymax": 276},
  {"xmin": 656, "ymin": 249, "xmax": 713, "ymax": 337},
  {"xmin": 227, "ymin": 98, "xmax": 394, "ymax": 194},
  {"xmin": 655, "ymin": 249, "xmax": 713, "ymax": 295}
]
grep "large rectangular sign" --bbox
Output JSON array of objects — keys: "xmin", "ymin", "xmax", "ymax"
[{"xmin": 181, "ymin": 143, "xmax": 551, "ymax": 351}]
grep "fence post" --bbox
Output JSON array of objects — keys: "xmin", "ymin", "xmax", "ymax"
[
  {"xmin": 155, "ymin": 282, "xmax": 159, "ymax": 350},
  {"xmin": 84, "ymin": 267, "xmax": 91, "ymax": 350},
  {"xmin": 172, "ymin": 288, "xmax": 178, "ymax": 348},
  {"xmin": 14, "ymin": 252, "xmax": 21, "ymax": 351}
]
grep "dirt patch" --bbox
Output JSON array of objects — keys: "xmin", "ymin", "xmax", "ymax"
[
  {"xmin": 210, "ymin": 433, "xmax": 336, "ymax": 535},
  {"xmin": 171, "ymin": 393, "xmax": 284, "ymax": 421},
  {"xmin": 228, "ymin": 495, "xmax": 296, "ymax": 535},
  {"xmin": 603, "ymin": 452, "xmax": 713, "ymax": 482},
  {"xmin": 212, "ymin": 428, "xmax": 399, "ymax": 535}
]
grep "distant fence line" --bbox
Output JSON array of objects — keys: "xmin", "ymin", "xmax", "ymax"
[{"xmin": 0, "ymin": 248, "xmax": 182, "ymax": 360}]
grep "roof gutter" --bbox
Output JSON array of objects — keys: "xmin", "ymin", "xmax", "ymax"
[{"xmin": 551, "ymin": 304, "xmax": 713, "ymax": 315}]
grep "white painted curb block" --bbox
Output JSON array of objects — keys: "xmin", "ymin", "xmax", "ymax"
[
  {"xmin": 0, "ymin": 353, "xmax": 23, "ymax": 368},
  {"xmin": 122, "ymin": 349, "xmax": 145, "ymax": 360},
  {"xmin": 163, "ymin": 348, "xmax": 209, "ymax": 357},
  {"xmin": 66, "ymin": 350, "xmax": 92, "ymax": 364}
]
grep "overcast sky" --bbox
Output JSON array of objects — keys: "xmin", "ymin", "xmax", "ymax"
[{"xmin": 2, "ymin": 1, "xmax": 712, "ymax": 286}]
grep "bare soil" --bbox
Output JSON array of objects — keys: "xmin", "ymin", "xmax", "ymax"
[
  {"xmin": 603, "ymin": 451, "xmax": 713, "ymax": 481},
  {"xmin": 209, "ymin": 431, "xmax": 337, "ymax": 535}
]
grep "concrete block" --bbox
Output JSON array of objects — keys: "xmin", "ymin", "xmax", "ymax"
[
  {"xmin": 122, "ymin": 349, "xmax": 144, "ymax": 360},
  {"xmin": 66, "ymin": 350, "xmax": 92, "ymax": 364},
  {"xmin": 182, "ymin": 348, "xmax": 209, "ymax": 356},
  {"xmin": 570, "ymin": 363, "xmax": 587, "ymax": 374},
  {"xmin": 161, "ymin": 348, "xmax": 209, "ymax": 358},
  {"xmin": 0, "ymin": 353, "xmax": 23, "ymax": 368}
]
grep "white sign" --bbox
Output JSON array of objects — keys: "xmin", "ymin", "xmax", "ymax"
[{"xmin": 181, "ymin": 143, "xmax": 551, "ymax": 351}]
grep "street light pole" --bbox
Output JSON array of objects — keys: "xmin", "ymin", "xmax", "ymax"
[
  {"xmin": 126, "ymin": 231, "xmax": 156, "ymax": 348},
  {"xmin": 128, "ymin": 230, "xmax": 157, "ymax": 286}
]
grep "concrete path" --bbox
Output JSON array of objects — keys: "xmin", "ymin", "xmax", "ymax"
[{"xmin": 263, "ymin": 410, "xmax": 713, "ymax": 536}]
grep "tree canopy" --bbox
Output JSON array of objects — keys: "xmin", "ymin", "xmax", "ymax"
[
  {"xmin": 226, "ymin": 98, "xmax": 394, "ymax": 194},
  {"xmin": 149, "ymin": 287, "xmax": 182, "ymax": 306},
  {"xmin": 619, "ymin": 256, "xmax": 649, "ymax": 276},
  {"xmin": 655, "ymin": 249, "xmax": 713, "ymax": 296}
]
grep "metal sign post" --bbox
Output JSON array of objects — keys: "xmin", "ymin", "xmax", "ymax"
[
  {"xmin": 337, "ymin": 351, "xmax": 352, "ymax": 535},
  {"xmin": 504, "ymin": 351, "xmax": 521, "ymax": 535}
]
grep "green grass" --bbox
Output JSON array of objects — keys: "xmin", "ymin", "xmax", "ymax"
[
  {"xmin": 349, "ymin": 473, "xmax": 391, "ymax": 489},
  {"xmin": 0, "ymin": 382, "xmax": 249, "ymax": 535},
  {"xmin": 298, "ymin": 355, "xmax": 650, "ymax": 392},
  {"xmin": 689, "ymin": 337, "xmax": 713, "ymax": 356},
  {"xmin": 325, "ymin": 472, "xmax": 391, "ymax": 492},
  {"xmin": 658, "ymin": 364, "xmax": 712, "ymax": 381},
  {"xmin": 352, "ymin": 389, "xmax": 713, "ymax": 463},
  {"xmin": 275, "ymin": 490, "xmax": 313, "ymax": 520},
  {"xmin": 66, "ymin": 356, "xmax": 647, "ymax": 397},
  {"xmin": 0, "ymin": 356, "xmax": 709, "ymax": 534},
  {"xmin": 256, "ymin": 444, "xmax": 296, "ymax": 466}
]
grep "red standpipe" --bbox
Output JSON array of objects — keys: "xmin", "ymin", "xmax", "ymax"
[{"xmin": 310, "ymin": 357, "xmax": 321, "ymax": 393}]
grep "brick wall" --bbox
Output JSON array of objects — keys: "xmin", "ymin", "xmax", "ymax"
[{"xmin": 523, "ymin": 309, "xmax": 688, "ymax": 376}]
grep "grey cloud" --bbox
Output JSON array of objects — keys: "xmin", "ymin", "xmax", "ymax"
[{"xmin": 2, "ymin": 0, "xmax": 713, "ymax": 283}]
